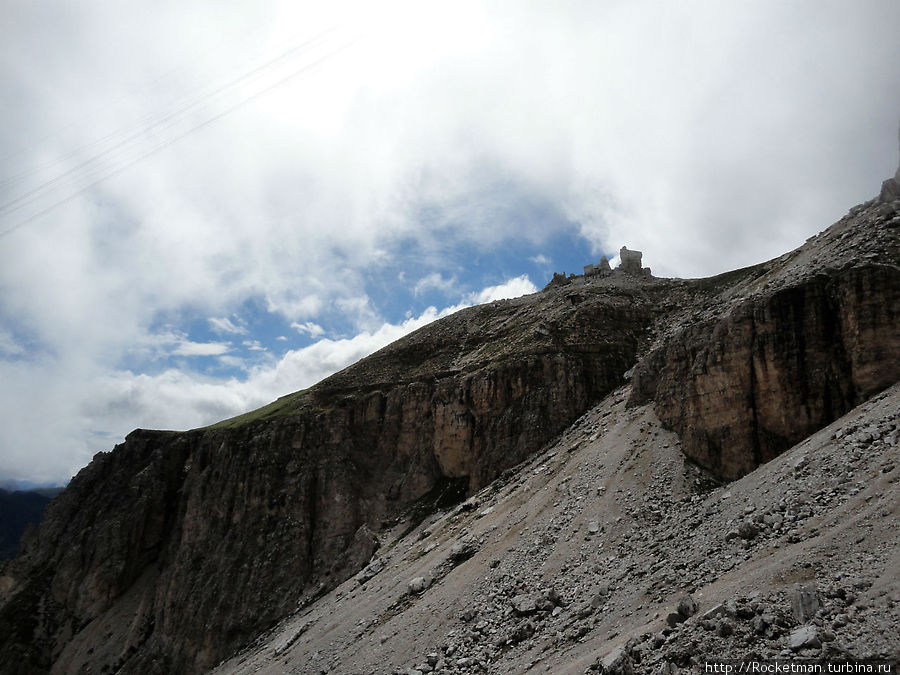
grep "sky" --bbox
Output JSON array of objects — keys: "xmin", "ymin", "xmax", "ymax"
[{"xmin": 1, "ymin": 1, "xmax": 899, "ymax": 486}]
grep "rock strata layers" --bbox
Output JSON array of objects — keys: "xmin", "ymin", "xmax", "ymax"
[{"xmin": 631, "ymin": 194, "xmax": 900, "ymax": 479}]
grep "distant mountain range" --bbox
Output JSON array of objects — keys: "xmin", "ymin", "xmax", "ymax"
[{"xmin": 0, "ymin": 487, "xmax": 63, "ymax": 560}]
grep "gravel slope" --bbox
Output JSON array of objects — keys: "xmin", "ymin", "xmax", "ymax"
[{"xmin": 213, "ymin": 382, "xmax": 899, "ymax": 674}]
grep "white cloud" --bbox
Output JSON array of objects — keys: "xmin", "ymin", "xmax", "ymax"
[
  {"xmin": 172, "ymin": 341, "xmax": 231, "ymax": 357},
  {"xmin": 468, "ymin": 275, "xmax": 537, "ymax": 304},
  {"xmin": 242, "ymin": 339, "xmax": 266, "ymax": 351},
  {"xmin": 218, "ymin": 355, "xmax": 248, "ymax": 371},
  {"xmin": 0, "ymin": 330, "xmax": 25, "ymax": 357},
  {"xmin": 209, "ymin": 317, "xmax": 248, "ymax": 335},
  {"xmin": 529, "ymin": 254, "xmax": 551, "ymax": 266},
  {"xmin": 413, "ymin": 272, "xmax": 458, "ymax": 296},
  {"xmin": 1, "ymin": 0, "xmax": 899, "ymax": 483},
  {"xmin": 291, "ymin": 321, "xmax": 325, "ymax": 338}
]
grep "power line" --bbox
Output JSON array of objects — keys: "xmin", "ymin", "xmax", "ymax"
[
  {"xmin": 0, "ymin": 15, "xmax": 279, "ymax": 170},
  {"xmin": 0, "ymin": 35, "xmax": 362, "ymax": 240},
  {"xmin": 0, "ymin": 26, "xmax": 342, "ymax": 219}
]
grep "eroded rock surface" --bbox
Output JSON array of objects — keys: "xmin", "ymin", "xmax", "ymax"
[{"xmin": 631, "ymin": 196, "xmax": 900, "ymax": 479}]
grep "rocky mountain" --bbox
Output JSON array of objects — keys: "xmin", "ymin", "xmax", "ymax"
[
  {"xmin": 0, "ymin": 165, "xmax": 897, "ymax": 674},
  {"xmin": 214, "ymin": 381, "xmax": 899, "ymax": 675}
]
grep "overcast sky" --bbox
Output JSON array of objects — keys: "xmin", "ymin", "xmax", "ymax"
[{"xmin": 1, "ymin": 1, "xmax": 899, "ymax": 485}]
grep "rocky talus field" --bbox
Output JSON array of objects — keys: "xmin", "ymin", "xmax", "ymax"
[
  {"xmin": 0, "ymin": 169, "xmax": 898, "ymax": 674},
  {"xmin": 215, "ymin": 382, "xmax": 899, "ymax": 674}
]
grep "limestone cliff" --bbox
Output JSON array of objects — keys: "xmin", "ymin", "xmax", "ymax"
[
  {"xmin": 0, "ymin": 277, "xmax": 691, "ymax": 674},
  {"xmin": 630, "ymin": 195, "xmax": 900, "ymax": 479},
  {"xmin": 0, "ymin": 181, "xmax": 897, "ymax": 674}
]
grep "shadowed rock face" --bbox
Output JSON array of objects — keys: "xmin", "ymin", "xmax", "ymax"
[
  {"xmin": 0, "ymin": 180, "xmax": 897, "ymax": 674},
  {"xmin": 631, "ymin": 265, "xmax": 900, "ymax": 479},
  {"xmin": 629, "ymin": 183, "xmax": 900, "ymax": 480}
]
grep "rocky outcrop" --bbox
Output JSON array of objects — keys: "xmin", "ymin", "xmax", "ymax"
[
  {"xmin": 619, "ymin": 246, "xmax": 643, "ymax": 273},
  {"xmin": 631, "ymin": 194, "xmax": 900, "ymax": 480},
  {"xmin": 631, "ymin": 265, "xmax": 900, "ymax": 479}
]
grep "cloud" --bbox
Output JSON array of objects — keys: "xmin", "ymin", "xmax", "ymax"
[
  {"xmin": 242, "ymin": 340, "xmax": 266, "ymax": 352},
  {"xmin": 209, "ymin": 317, "xmax": 248, "ymax": 335},
  {"xmin": 1, "ymin": 1, "xmax": 899, "ymax": 483},
  {"xmin": 468, "ymin": 275, "xmax": 537, "ymax": 304},
  {"xmin": 0, "ymin": 330, "xmax": 25, "ymax": 357},
  {"xmin": 529, "ymin": 254, "xmax": 551, "ymax": 266},
  {"xmin": 413, "ymin": 272, "xmax": 458, "ymax": 297},
  {"xmin": 291, "ymin": 321, "xmax": 325, "ymax": 338},
  {"xmin": 172, "ymin": 341, "xmax": 231, "ymax": 357}
]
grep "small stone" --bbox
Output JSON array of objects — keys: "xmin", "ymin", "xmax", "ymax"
[
  {"xmin": 355, "ymin": 557, "xmax": 385, "ymax": 584},
  {"xmin": 600, "ymin": 643, "xmax": 634, "ymax": 675},
  {"xmin": 547, "ymin": 588, "xmax": 566, "ymax": 606},
  {"xmin": 665, "ymin": 612, "xmax": 685, "ymax": 628},
  {"xmin": 790, "ymin": 584, "xmax": 820, "ymax": 623},
  {"xmin": 588, "ymin": 520, "xmax": 600, "ymax": 534},
  {"xmin": 789, "ymin": 625, "xmax": 821, "ymax": 652},
  {"xmin": 737, "ymin": 521, "xmax": 759, "ymax": 540},
  {"xmin": 512, "ymin": 594, "xmax": 537, "ymax": 616},
  {"xmin": 677, "ymin": 595, "xmax": 697, "ymax": 618},
  {"xmin": 449, "ymin": 540, "xmax": 478, "ymax": 563},
  {"xmin": 408, "ymin": 577, "xmax": 430, "ymax": 594},
  {"xmin": 700, "ymin": 603, "xmax": 727, "ymax": 621},
  {"xmin": 509, "ymin": 621, "xmax": 535, "ymax": 644}
]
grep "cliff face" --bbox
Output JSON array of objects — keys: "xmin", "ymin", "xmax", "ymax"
[
  {"xmin": 0, "ymin": 280, "xmax": 683, "ymax": 674},
  {"xmin": 0, "ymin": 182, "xmax": 897, "ymax": 674},
  {"xmin": 631, "ymin": 265, "xmax": 899, "ymax": 479},
  {"xmin": 630, "ymin": 192, "xmax": 899, "ymax": 480}
]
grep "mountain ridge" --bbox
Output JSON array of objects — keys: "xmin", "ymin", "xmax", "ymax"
[{"xmin": 0, "ymin": 169, "xmax": 898, "ymax": 673}]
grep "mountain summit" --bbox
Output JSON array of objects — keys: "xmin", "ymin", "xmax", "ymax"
[{"xmin": 0, "ymin": 164, "xmax": 898, "ymax": 674}]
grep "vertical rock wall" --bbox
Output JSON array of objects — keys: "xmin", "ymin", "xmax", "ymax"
[{"xmin": 631, "ymin": 266, "xmax": 900, "ymax": 479}]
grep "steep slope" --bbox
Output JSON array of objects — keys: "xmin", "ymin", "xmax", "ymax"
[
  {"xmin": 0, "ymin": 173, "xmax": 897, "ymax": 674},
  {"xmin": 213, "ymin": 382, "xmax": 899, "ymax": 674},
  {"xmin": 0, "ymin": 272, "xmax": 710, "ymax": 674}
]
